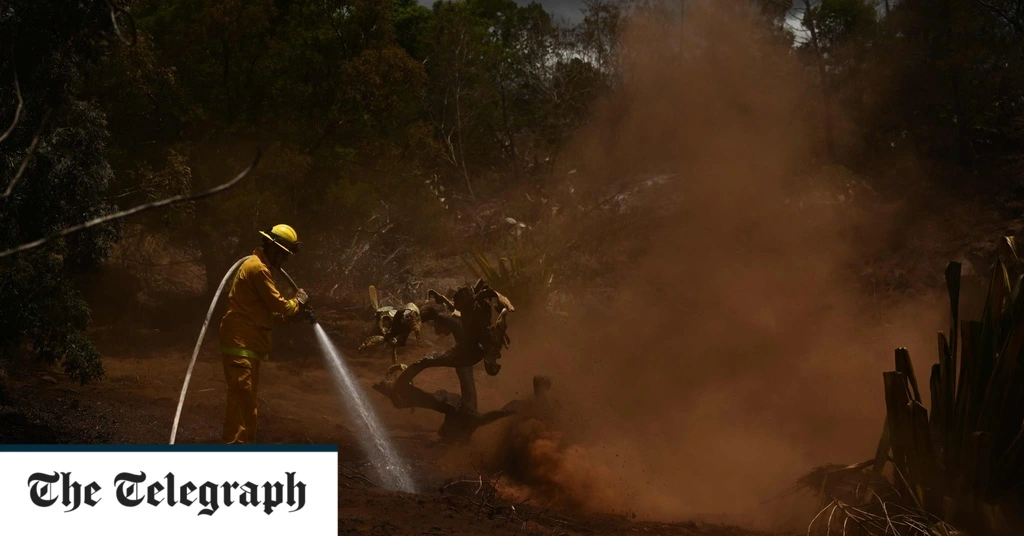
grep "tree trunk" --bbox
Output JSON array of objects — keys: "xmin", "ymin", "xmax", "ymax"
[
  {"xmin": 499, "ymin": 84, "xmax": 520, "ymax": 178},
  {"xmin": 197, "ymin": 232, "xmax": 230, "ymax": 299},
  {"xmin": 802, "ymin": 0, "xmax": 837, "ymax": 162},
  {"xmin": 942, "ymin": 0, "xmax": 971, "ymax": 173},
  {"xmin": 456, "ymin": 365, "xmax": 477, "ymax": 413},
  {"xmin": 455, "ymin": 80, "xmax": 473, "ymax": 197}
]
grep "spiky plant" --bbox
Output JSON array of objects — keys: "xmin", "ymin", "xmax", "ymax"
[
  {"xmin": 802, "ymin": 236, "xmax": 1024, "ymax": 535},
  {"xmin": 460, "ymin": 247, "xmax": 554, "ymax": 311}
]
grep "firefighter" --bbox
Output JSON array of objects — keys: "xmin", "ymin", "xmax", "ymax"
[{"xmin": 218, "ymin": 224, "xmax": 312, "ymax": 444}]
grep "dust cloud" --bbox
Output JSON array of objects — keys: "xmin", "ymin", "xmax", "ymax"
[{"xmin": 468, "ymin": 4, "xmax": 947, "ymax": 531}]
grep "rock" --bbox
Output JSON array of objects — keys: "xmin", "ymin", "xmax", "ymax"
[{"xmin": 40, "ymin": 375, "xmax": 57, "ymax": 384}]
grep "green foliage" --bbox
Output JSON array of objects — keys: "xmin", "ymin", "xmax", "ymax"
[
  {"xmin": 0, "ymin": 0, "xmax": 125, "ymax": 383},
  {"xmin": 0, "ymin": 256, "xmax": 104, "ymax": 384},
  {"xmin": 809, "ymin": 0, "xmax": 877, "ymax": 52},
  {"xmin": 394, "ymin": 0, "xmax": 434, "ymax": 60},
  {"xmin": 86, "ymin": 0, "xmax": 611, "ymax": 300},
  {"xmin": 795, "ymin": 0, "xmax": 1024, "ymax": 189},
  {"xmin": 460, "ymin": 245, "xmax": 555, "ymax": 311}
]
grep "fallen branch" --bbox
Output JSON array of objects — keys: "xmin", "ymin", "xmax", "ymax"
[
  {"xmin": 340, "ymin": 462, "xmax": 379, "ymax": 488},
  {"xmin": 0, "ymin": 147, "xmax": 262, "ymax": 259},
  {"xmin": 800, "ymin": 465, "xmax": 963, "ymax": 536},
  {"xmin": 809, "ymin": 495, "xmax": 961, "ymax": 536}
]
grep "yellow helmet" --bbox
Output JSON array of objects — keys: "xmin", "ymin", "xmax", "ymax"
[{"xmin": 259, "ymin": 224, "xmax": 300, "ymax": 255}]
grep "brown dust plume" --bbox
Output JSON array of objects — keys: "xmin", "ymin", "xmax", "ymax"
[{"xmin": 468, "ymin": 4, "xmax": 947, "ymax": 531}]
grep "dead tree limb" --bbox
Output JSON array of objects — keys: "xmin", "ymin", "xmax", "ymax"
[
  {"xmin": 371, "ymin": 284, "xmax": 520, "ymax": 440},
  {"xmin": 2, "ymin": 108, "xmax": 52, "ymax": 199},
  {"xmin": 968, "ymin": 0, "xmax": 1024, "ymax": 36},
  {"xmin": 106, "ymin": 0, "xmax": 138, "ymax": 46},
  {"xmin": 0, "ymin": 147, "xmax": 262, "ymax": 259},
  {"xmin": 373, "ymin": 346, "xmax": 521, "ymax": 441},
  {"xmin": 0, "ymin": 50, "xmax": 23, "ymax": 144}
]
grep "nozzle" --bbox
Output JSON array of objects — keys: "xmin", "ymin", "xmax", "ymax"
[{"xmin": 304, "ymin": 304, "xmax": 317, "ymax": 325}]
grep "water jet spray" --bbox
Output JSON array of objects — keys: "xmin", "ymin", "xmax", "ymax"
[
  {"xmin": 168, "ymin": 258, "xmax": 415, "ymax": 494},
  {"xmin": 314, "ymin": 324, "xmax": 417, "ymax": 493}
]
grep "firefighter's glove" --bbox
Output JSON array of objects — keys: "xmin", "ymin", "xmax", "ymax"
[{"xmin": 296, "ymin": 303, "xmax": 317, "ymax": 325}]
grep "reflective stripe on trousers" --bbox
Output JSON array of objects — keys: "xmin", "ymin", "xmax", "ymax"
[{"xmin": 221, "ymin": 346, "xmax": 269, "ymax": 361}]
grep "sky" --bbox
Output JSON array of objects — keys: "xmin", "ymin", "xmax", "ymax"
[{"xmin": 417, "ymin": 0, "xmax": 588, "ymax": 22}]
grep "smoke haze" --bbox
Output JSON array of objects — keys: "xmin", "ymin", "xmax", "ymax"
[{"xmin": 464, "ymin": 4, "xmax": 949, "ymax": 530}]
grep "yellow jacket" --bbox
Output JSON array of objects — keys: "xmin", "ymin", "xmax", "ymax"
[{"xmin": 218, "ymin": 248, "xmax": 300, "ymax": 360}]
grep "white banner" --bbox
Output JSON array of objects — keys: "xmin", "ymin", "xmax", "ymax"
[{"xmin": 0, "ymin": 445, "xmax": 338, "ymax": 535}]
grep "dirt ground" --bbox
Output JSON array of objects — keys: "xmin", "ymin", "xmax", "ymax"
[{"xmin": 0, "ymin": 314, "xmax": 792, "ymax": 536}]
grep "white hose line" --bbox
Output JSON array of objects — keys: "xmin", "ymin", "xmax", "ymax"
[
  {"xmin": 169, "ymin": 256, "xmax": 250, "ymax": 445},
  {"xmin": 279, "ymin": 267, "xmax": 299, "ymax": 293}
]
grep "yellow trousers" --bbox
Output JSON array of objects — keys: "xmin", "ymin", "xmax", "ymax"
[{"xmin": 222, "ymin": 355, "xmax": 261, "ymax": 444}]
